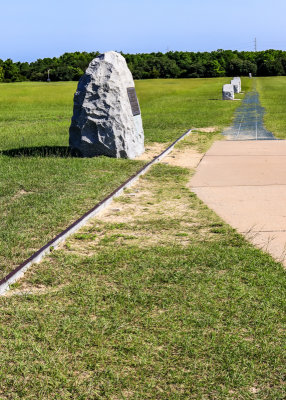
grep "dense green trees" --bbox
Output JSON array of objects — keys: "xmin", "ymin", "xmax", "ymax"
[{"xmin": 1, "ymin": 49, "xmax": 286, "ymax": 82}]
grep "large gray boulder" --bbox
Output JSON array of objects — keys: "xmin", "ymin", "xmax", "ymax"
[
  {"xmin": 69, "ymin": 51, "xmax": 144, "ymax": 158},
  {"xmin": 222, "ymin": 84, "xmax": 234, "ymax": 100},
  {"xmin": 231, "ymin": 79, "xmax": 240, "ymax": 94},
  {"xmin": 233, "ymin": 77, "xmax": 241, "ymax": 92}
]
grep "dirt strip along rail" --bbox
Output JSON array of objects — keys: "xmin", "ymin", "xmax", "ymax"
[{"xmin": 0, "ymin": 129, "xmax": 192, "ymax": 295}]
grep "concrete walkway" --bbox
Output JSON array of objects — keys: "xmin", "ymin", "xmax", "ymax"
[{"xmin": 191, "ymin": 140, "xmax": 286, "ymax": 265}]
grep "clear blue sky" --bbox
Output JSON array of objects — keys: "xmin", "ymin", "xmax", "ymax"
[{"xmin": 1, "ymin": 0, "xmax": 286, "ymax": 62}]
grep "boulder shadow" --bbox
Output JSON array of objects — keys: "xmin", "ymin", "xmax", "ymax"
[{"xmin": 1, "ymin": 146, "xmax": 82, "ymax": 158}]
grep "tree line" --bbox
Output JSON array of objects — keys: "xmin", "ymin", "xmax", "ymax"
[{"xmin": 1, "ymin": 49, "xmax": 286, "ymax": 82}]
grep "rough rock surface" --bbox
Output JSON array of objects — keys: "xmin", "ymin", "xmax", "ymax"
[
  {"xmin": 222, "ymin": 84, "xmax": 234, "ymax": 100},
  {"xmin": 69, "ymin": 51, "xmax": 144, "ymax": 158},
  {"xmin": 231, "ymin": 79, "xmax": 239, "ymax": 93},
  {"xmin": 233, "ymin": 77, "xmax": 241, "ymax": 92}
]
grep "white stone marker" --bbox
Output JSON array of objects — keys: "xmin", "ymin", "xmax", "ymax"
[
  {"xmin": 231, "ymin": 79, "xmax": 240, "ymax": 94},
  {"xmin": 69, "ymin": 51, "xmax": 144, "ymax": 158},
  {"xmin": 222, "ymin": 84, "xmax": 234, "ymax": 100},
  {"xmin": 233, "ymin": 77, "xmax": 241, "ymax": 92}
]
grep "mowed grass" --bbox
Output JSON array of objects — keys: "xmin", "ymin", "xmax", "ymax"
[
  {"xmin": 0, "ymin": 161, "xmax": 285, "ymax": 399},
  {"xmin": 0, "ymin": 81, "xmax": 142, "ymax": 278},
  {"xmin": 256, "ymin": 76, "xmax": 286, "ymax": 138},
  {"xmin": 0, "ymin": 78, "xmax": 247, "ymax": 279},
  {"xmin": 0, "ymin": 79, "xmax": 284, "ymax": 399},
  {"xmin": 137, "ymin": 77, "xmax": 252, "ymax": 142}
]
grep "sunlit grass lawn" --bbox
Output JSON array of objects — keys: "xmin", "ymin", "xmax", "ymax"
[
  {"xmin": 256, "ymin": 76, "xmax": 286, "ymax": 138},
  {"xmin": 1, "ymin": 78, "xmax": 285, "ymax": 399},
  {"xmin": 137, "ymin": 77, "xmax": 251, "ymax": 142},
  {"xmin": 1, "ymin": 162, "xmax": 285, "ymax": 399},
  {"xmin": 0, "ymin": 78, "xmax": 246, "ymax": 278}
]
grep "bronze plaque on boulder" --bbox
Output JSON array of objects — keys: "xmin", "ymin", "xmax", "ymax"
[{"xmin": 127, "ymin": 87, "xmax": 141, "ymax": 116}]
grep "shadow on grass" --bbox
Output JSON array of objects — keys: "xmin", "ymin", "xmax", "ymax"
[{"xmin": 1, "ymin": 146, "xmax": 82, "ymax": 158}]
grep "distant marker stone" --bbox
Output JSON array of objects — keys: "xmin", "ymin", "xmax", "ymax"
[
  {"xmin": 231, "ymin": 79, "xmax": 240, "ymax": 94},
  {"xmin": 222, "ymin": 84, "xmax": 234, "ymax": 100},
  {"xmin": 69, "ymin": 51, "xmax": 144, "ymax": 158},
  {"xmin": 233, "ymin": 76, "xmax": 241, "ymax": 92}
]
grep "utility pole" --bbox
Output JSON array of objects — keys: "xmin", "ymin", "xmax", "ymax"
[
  {"xmin": 47, "ymin": 69, "xmax": 51, "ymax": 82},
  {"xmin": 254, "ymin": 37, "xmax": 257, "ymax": 52}
]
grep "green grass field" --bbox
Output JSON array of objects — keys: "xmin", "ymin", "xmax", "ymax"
[
  {"xmin": 256, "ymin": 76, "xmax": 286, "ymax": 138},
  {"xmin": 2, "ymin": 77, "xmax": 285, "ymax": 399},
  {"xmin": 1, "ymin": 159, "xmax": 285, "ymax": 399},
  {"xmin": 0, "ymin": 78, "xmax": 249, "ymax": 279},
  {"xmin": 136, "ymin": 78, "xmax": 250, "ymax": 142}
]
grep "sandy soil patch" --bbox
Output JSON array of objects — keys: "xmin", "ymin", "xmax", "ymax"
[
  {"xmin": 58, "ymin": 141, "xmax": 210, "ymax": 257},
  {"xmin": 163, "ymin": 148, "xmax": 202, "ymax": 169},
  {"xmin": 136, "ymin": 139, "xmax": 203, "ymax": 169},
  {"xmin": 193, "ymin": 126, "xmax": 218, "ymax": 133},
  {"xmin": 136, "ymin": 142, "xmax": 167, "ymax": 162}
]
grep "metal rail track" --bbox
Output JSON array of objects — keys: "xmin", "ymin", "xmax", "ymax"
[{"xmin": 0, "ymin": 129, "xmax": 192, "ymax": 295}]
